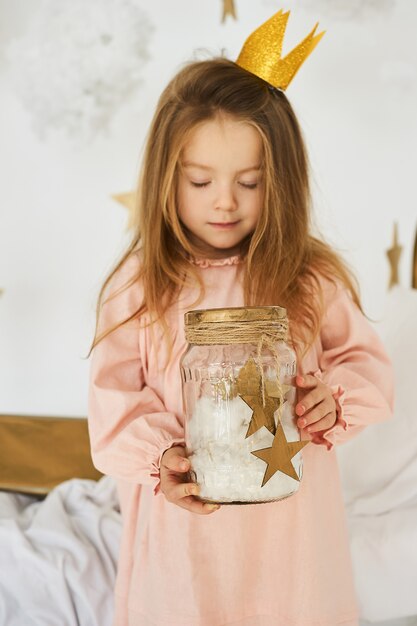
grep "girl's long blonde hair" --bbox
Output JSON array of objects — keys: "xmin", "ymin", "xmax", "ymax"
[{"xmin": 88, "ymin": 57, "xmax": 361, "ymax": 357}]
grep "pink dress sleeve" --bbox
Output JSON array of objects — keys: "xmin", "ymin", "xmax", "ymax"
[
  {"xmin": 309, "ymin": 281, "xmax": 394, "ymax": 450},
  {"xmin": 87, "ymin": 253, "xmax": 185, "ymax": 495}
]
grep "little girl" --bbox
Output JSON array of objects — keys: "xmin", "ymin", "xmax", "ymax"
[{"xmin": 88, "ymin": 9, "xmax": 393, "ymax": 626}]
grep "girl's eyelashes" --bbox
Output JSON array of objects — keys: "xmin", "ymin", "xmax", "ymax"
[
  {"xmin": 190, "ymin": 181, "xmax": 259, "ymax": 189},
  {"xmin": 240, "ymin": 182, "xmax": 258, "ymax": 189},
  {"xmin": 191, "ymin": 181, "xmax": 210, "ymax": 188}
]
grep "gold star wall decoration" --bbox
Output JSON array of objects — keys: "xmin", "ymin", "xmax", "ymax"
[
  {"xmin": 222, "ymin": 0, "xmax": 237, "ymax": 23},
  {"xmin": 386, "ymin": 222, "xmax": 402, "ymax": 289},
  {"xmin": 252, "ymin": 424, "xmax": 310, "ymax": 486},
  {"xmin": 112, "ymin": 191, "xmax": 137, "ymax": 230}
]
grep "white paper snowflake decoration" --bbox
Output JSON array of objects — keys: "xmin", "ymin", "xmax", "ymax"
[{"xmin": 5, "ymin": 0, "xmax": 154, "ymax": 143}]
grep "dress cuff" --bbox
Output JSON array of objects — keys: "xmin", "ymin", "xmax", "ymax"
[{"xmin": 309, "ymin": 369, "xmax": 348, "ymax": 451}]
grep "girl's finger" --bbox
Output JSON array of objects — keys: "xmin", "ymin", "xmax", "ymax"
[
  {"xmin": 161, "ymin": 468, "xmax": 190, "ymax": 491},
  {"xmin": 297, "ymin": 397, "xmax": 335, "ymax": 428},
  {"xmin": 161, "ymin": 451, "xmax": 190, "ymax": 473},
  {"xmin": 176, "ymin": 496, "xmax": 221, "ymax": 515},
  {"xmin": 296, "ymin": 374, "xmax": 319, "ymax": 389},
  {"xmin": 295, "ymin": 386, "xmax": 325, "ymax": 416},
  {"xmin": 165, "ymin": 482, "xmax": 221, "ymax": 515},
  {"xmin": 304, "ymin": 411, "xmax": 336, "ymax": 434},
  {"xmin": 167, "ymin": 480, "xmax": 200, "ymax": 502}
]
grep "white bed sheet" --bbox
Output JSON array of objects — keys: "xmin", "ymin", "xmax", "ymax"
[{"xmin": 0, "ymin": 476, "xmax": 121, "ymax": 626}]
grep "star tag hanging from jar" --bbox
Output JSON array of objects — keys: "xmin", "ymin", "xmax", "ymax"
[
  {"xmin": 236, "ymin": 356, "xmax": 291, "ymax": 438},
  {"xmin": 252, "ymin": 424, "xmax": 310, "ymax": 486},
  {"xmin": 236, "ymin": 356, "xmax": 309, "ymax": 486}
]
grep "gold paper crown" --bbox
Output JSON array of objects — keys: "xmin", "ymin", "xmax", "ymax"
[{"xmin": 235, "ymin": 8, "xmax": 325, "ymax": 92}]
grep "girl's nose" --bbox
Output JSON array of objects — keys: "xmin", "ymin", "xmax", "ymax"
[{"xmin": 215, "ymin": 185, "xmax": 238, "ymax": 212}]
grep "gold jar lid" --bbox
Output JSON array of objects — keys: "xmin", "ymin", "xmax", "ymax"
[{"xmin": 184, "ymin": 306, "xmax": 287, "ymax": 326}]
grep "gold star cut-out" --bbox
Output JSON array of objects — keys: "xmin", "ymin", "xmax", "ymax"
[
  {"xmin": 112, "ymin": 191, "xmax": 137, "ymax": 230},
  {"xmin": 241, "ymin": 393, "xmax": 281, "ymax": 438},
  {"xmin": 265, "ymin": 380, "xmax": 293, "ymax": 401},
  {"xmin": 236, "ymin": 357, "xmax": 260, "ymax": 396},
  {"xmin": 222, "ymin": 0, "xmax": 237, "ymax": 23},
  {"xmin": 252, "ymin": 423, "xmax": 310, "ymax": 487},
  {"xmin": 386, "ymin": 222, "xmax": 403, "ymax": 289},
  {"xmin": 237, "ymin": 357, "xmax": 281, "ymax": 437}
]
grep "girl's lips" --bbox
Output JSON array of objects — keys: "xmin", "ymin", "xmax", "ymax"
[{"xmin": 208, "ymin": 221, "xmax": 240, "ymax": 229}]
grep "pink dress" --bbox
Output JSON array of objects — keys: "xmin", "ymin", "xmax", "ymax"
[{"xmin": 88, "ymin": 251, "xmax": 393, "ymax": 626}]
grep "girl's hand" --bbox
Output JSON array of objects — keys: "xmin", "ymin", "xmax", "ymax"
[
  {"xmin": 295, "ymin": 374, "xmax": 337, "ymax": 434},
  {"xmin": 160, "ymin": 445, "xmax": 221, "ymax": 515}
]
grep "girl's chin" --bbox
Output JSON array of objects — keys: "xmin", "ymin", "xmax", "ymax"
[
  {"xmin": 184, "ymin": 229, "xmax": 252, "ymax": 260},
  {"xmin": 193, "ymin": 242, "xmax": 243, "ymax": 259}
]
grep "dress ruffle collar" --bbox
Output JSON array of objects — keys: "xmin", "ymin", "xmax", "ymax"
[{"xmin": 190, "ymin": 255, "xmax": 242, "ymax": 269}]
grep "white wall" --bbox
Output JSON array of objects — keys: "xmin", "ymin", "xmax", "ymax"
[{"xmin": 0, "ymin": 0, "xmax": 416, "ymax": 416}]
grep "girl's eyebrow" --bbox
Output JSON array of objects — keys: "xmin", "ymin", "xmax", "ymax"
[{"xmin": 182, "ymin": 161, "xmax": 261, "ymax": 173}]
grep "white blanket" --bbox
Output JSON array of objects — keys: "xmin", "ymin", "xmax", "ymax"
[
  {"xmin": 0, "ymin": 477, "xmax": 121, "ymax": 626},
  {"xmin": 350, "ymin": 505, "xmax": 417, "ymax": 623}
]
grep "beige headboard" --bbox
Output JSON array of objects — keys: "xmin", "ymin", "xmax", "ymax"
[{"xmin": 0, "ymin": 414, "xmax": 102, "ymax": 495}]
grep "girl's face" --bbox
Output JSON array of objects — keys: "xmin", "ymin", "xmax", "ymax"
[{"xmin": 177, "ymin": 115, "xmax": 264, "ymax": 259}]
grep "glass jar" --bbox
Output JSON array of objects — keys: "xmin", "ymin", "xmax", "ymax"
[{"xmin": 180, "ymin": 306, "xmax": 307, "ymax": 505}]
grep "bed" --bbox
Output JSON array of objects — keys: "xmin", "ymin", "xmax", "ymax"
[
  {"xmin": 0, "ymin": 415, "xmax": 121, "ymax": 626},
  {"xmin": 1, "ymin": 229, "xmax": 416, "ymax": 626}
]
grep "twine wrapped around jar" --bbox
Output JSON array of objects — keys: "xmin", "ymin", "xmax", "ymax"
[{"xmin": 184, "ymin": 306, "xmax": 288, "ymax": 345}]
